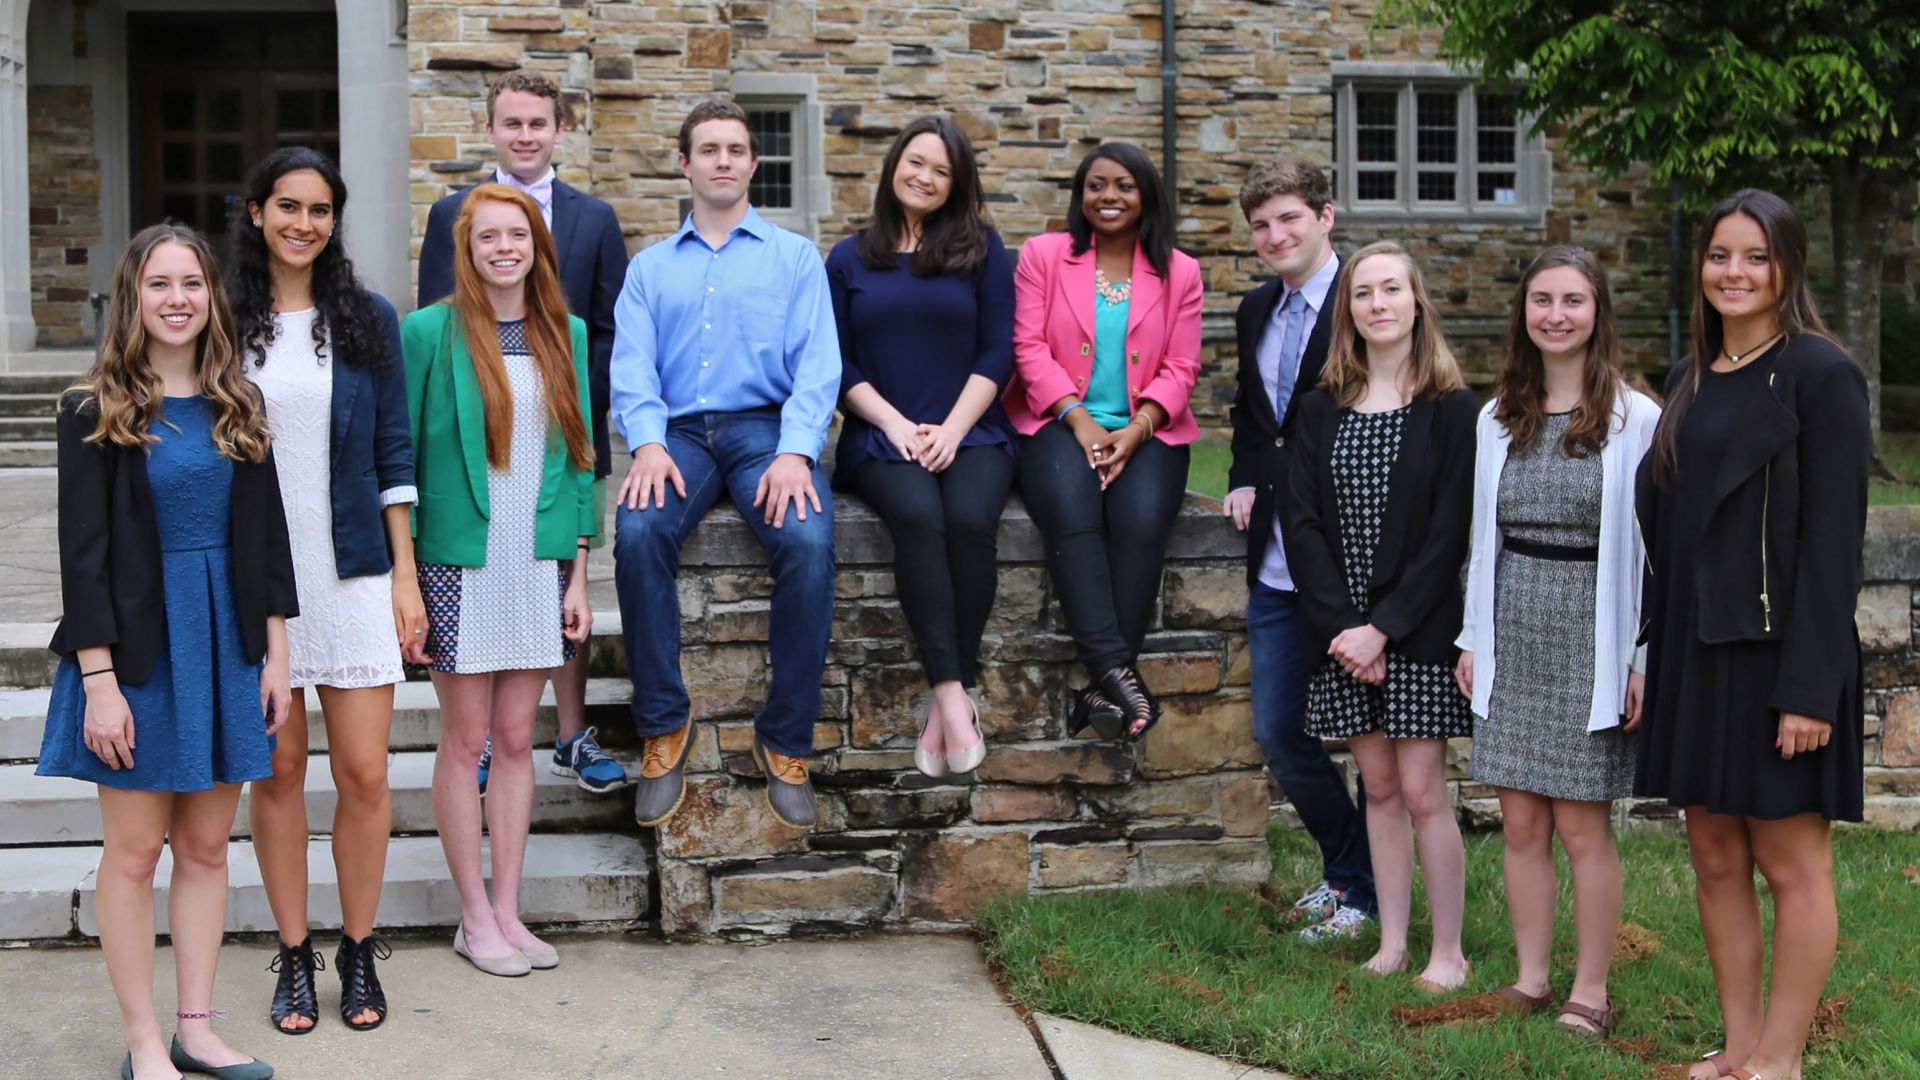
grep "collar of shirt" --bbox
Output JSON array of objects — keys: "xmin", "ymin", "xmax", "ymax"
[
  {"xmin": 671, "ymin": 204, "xmax": 775, "ymax": 250},
  {"xmin": 1285, "ymin": 251, "xmax": 1341, "ymax": 316},
  {"xmin": 496, "ymin": 166, "xmax": 555, "ymax": 194}
]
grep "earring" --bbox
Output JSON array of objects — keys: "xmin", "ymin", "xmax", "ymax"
[{"xmin": 252, "ymin": 219, "xmax": 262, "ymax": 228}]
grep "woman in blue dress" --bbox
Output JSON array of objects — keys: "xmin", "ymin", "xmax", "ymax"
[{"xmin": 40, "ymin": 223, "xmax": 296, "ymax": 1080}]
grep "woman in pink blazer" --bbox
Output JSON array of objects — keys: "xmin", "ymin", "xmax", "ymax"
[{"xmin": 1006, "ymin": 141, "xmax": 1205, "ymax": 741}]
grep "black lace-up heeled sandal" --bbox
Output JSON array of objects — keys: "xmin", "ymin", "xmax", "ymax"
[
  {"xmin": 1068, "ymin": 684, "xmax": 1127, "ymax": 740},
  {"xmin": 267, "ymin": 933, "xmax": 323, "ymax": 1035},
  {"xmin": 335, "ymin": 932, "xmax": 393, "ymax": 1031},
  {"xmin": 1097, "ymin": 663, "xmax": 1162, "ymax": 740}
]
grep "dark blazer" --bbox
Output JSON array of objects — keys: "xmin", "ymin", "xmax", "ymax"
[
  {"xmin": 321, "ymin": 292, "xmax": 414, "ymax": 578},
  {"xmin": 1283, "ymin": 386, "xmax": 1478, "ymax": 670},
  {"xmin": 1227, "ymin": 258, "xmax": 1339, "ymax": 587},
  {"xmin": 1635, "ymin": 336, "xmax": 1869, "ymax": 721},
  {"xmin": 48, "ymin": 396, "xmax": 300, "ymax": 685},
  {"xmin": 417, "ymin": 179, "xmax": 627, "ymax": 476}
]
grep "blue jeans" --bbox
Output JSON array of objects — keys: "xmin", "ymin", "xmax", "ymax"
[
  {"xmin": 613, "ymin": 411, "xmax": 835, "ymax": 757},
  {"xmin": 1249, "ymin": 581, "xmax": 1376, "ymax": 913}
]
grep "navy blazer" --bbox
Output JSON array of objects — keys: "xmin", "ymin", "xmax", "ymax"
[
  {"xmin": 417, "ymin": 178, "xmax": 628, "ymax": 476},
  {"xmin": 322, "ymin": 293, "xmax": 415, "ymax": 579}
]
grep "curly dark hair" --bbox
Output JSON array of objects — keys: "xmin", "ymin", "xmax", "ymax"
[{"xmin": 228, "ymin": 146, "xmax": 390, "ymax": 370}]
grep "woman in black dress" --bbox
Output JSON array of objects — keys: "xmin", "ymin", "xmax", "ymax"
[{"xmin": 1636, "ymin": 190, "xmax": 1869, "ymax": 1080}]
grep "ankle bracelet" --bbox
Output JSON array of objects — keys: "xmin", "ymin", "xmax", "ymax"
[{"xmin": 175, "ymin": 1009, "xmax": 227, "ymax": 1021}]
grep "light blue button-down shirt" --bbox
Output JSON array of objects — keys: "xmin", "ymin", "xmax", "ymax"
[
  {"xmin": 1256, "ymin": 252, "xmax": 1340, "ymax": 593},
  {"xmin": 610, "ymin": 206, "xmax": 841, "ymax": 461}
]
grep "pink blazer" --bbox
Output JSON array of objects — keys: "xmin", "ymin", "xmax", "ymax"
[{"xmin": 1003, "ymin": 230, "xmax": 1205, "ymax": 444}]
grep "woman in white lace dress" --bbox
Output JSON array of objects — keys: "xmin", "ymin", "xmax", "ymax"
[{"xmin": 230, "ymin": 148, "xmax": 424, "ymax": 1034}]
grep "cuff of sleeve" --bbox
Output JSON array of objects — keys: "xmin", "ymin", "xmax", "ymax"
[
  {"xmin": 1630, "ymin": 644, "xmax": 1647, "ymax": 675},
  {"xmin": 380, "ymin": 485, "xmax": 418, "ymax": 507},
  {"xmin": 626, "ymin": 414, "xmax": 667, "ymax": 455},
  {"xmin": 1453, "ymin": 630, "xmax": 1472, "ymax": 652},
  {"xmin": 776, "ymin": 431, "xmax": 823, "ymax": 464},
  {"xmin": 1370, "ymin": 607, "xmax": 1410, "ymax": 644},
  {"xmin": 1228, "ymin": 486, "xmax": 1255, "ymax": 497},
  {"xmin": 1770, "ymin": 686, "xmax": 1839, "ymax": 726}
]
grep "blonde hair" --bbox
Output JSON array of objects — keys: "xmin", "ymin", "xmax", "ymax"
[
  {"xmin": 1318, "ymin": 241, "xmax": 1465, "ymax": 407},
  {"xmin": 75, "ymin": 223, "xmax": 271, "ymax": 463}
]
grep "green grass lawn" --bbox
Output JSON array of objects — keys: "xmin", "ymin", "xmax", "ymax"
[{"xmin": 978, "ymin": 826, "xmax": 1920, "ymax": 1080}]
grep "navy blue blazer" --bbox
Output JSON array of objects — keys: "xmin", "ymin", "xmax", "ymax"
[
  {"xmin": 416, "ymin": 178, "xmax": 628, "ymax": 476},
  {"xmin": 322, "ymin": 293, "xmax": 415, "ymax": 579}
]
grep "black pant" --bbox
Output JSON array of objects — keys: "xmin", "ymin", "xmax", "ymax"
[
  {"xmin": 849, "ymin": 446, "xmax": 1015, "ymax": 687},
  {"xmin": 1019, "ymin": 421, "xmax": 1190, "ymax": 677}
]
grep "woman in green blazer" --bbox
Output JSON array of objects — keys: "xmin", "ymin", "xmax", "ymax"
[{"xmin": 402, "ymin": 183, "xmax": 596, "ymax": 978}]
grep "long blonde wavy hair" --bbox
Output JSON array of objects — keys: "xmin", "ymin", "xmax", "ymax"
[
  {"xmin": 75, "ymin": 223, "xmax": 271, "ymax": 463},
  {"xmin": 1318, "ymin": 240, "xmax": 1466, "ymax": 406}
]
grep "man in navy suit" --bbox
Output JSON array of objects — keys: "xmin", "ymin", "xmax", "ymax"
[
  {"xmin": 1225, "ymin": 157, "xmax": 1376, "ymax": 940},
  {"xmin": 417, "ymin": 70, "xmax": 631, "ymax": 795}
]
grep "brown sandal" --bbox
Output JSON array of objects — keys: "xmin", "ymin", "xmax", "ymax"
[
  {"xmin": 1488, "ymin": 985, "xmax": 1553, "ymax": 1014},
  {"xmin": 1555, "ymin": 998, "xmax": 1621, "ymax": 1038}
]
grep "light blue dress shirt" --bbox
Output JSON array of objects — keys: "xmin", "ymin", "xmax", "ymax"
[
  {"xmin": 609, "ymin": 206, "xmax": 842, "ymax": 462},
  {"xmin": 1256, "ymin": 253, "xmax": 1340, "ymax": 593}
]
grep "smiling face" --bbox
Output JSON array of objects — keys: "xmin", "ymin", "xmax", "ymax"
[
  {"xmin": 1081, "ymin": 156, "xmax": 1143, "ymax": 240},
  {"xmin": 892, "ymin": 131, "xmax": 953, "ymax": 225},
  {"xmin": 467, "ymin": 199, "xmax": 534, "ymax": 292},
  {"xmin": 1701, "ymin": 211, "xmax": 1779, "ymax": 324},
  {"xmin": 1348, "ymin": 252, "xmax": 1418, "ymax": 351},
  {"xmin": 487, "ymin": 89, "xmax": 561, "ymax": 182},
  {"xmin": 679, "ymin": 117, "xmax": 757, "ymax": 213},
  {"xmin": 1524, "ymin": 265, "xmax": 1597, "ymax": 363},
  {"xmin": 1247, "ymin": 193, "xmax": 1334, "ymax": 285},
  {"xmin": 250, "ymin": 168, "xmax": 334, "ymax": 277},
  {"xmin": 139, "ymin": 241, "xmax": 211, "ymax": 352}
]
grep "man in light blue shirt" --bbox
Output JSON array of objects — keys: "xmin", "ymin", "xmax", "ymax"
[{"xmin": 610, "ymin": 97, "xmax": 841, "ymax": 831}]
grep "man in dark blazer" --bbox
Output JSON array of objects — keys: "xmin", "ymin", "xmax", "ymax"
[
  {"xmin": 417, "ymin": 70, "xmax": 631, "ymax": 795},
  {"xmin": 1225, "ymin": 157, "xmax": 1376, "ymax": 939}
]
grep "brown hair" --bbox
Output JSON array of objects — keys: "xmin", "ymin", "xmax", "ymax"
[
  {"xmin": 486, "ymin": 70, "xmax": 563, "ymax": 126},
  {"xmin": 1318, "ymin": 241, "xmax": 1465, "ymax": 407},
  {"xmin": 677, "ymin": 97, "xmax": 755, "ymax": 159},
  {"xmin": 1494, "ymin": 246, "xmax": 1631, "ymax": 457},
  {"xmin": 447, "ymin": 184, "xmax": 593, "ymax": 472},
  {"xmin": 75, "ymin": 223, "xmax": 271, "ymax": 463},
  {"xmin": 1239, "ymin": 156, "xmax": 1333, "ymax": 219}
]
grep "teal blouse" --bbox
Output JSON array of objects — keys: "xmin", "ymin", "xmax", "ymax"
[{"xmin": 1085, "ymin": 290, "xmax": 1132, "ymax": 429}]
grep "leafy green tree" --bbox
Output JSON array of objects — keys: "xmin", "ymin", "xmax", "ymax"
[{"xmin": 1381, "ymin": 0, "xmax": 1920, "ymax": 447}]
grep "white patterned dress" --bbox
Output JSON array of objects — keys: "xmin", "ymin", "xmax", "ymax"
[
  {"xmin": 418, "ymin": 320, "xmax": 573, "ymax": 674},
  {"xmin": 247, "ymin": 309, "xmax": 406, "ymax": 690}
]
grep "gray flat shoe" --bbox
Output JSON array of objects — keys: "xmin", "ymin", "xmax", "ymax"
[
  {"xmin": 751, "ymin": 735, "xmax": 817, "ymax": 829},
  {"xmin": 518, "ymin": 941, "xmax": 559, "ymax": 969},
  {"xmin": 632, "ymin": 722, "xmax": 698, "ymax": 827},
  {"xmin": 452, "ymin": 926, "xmax": 530, "ymax": 978}
]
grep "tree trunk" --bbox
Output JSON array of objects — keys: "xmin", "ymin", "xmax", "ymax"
[{"xmin": 1826, "ymin": 160, "xmax": 1891, "ymax": 459}]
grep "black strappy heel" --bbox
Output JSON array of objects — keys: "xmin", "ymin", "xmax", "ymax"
[
  {"xmin": 335, "ymin": 932, "xmax": 393, "ymax": 1031},
  {"xmin": 1098, "ymin": 664, "xmax": 1162, "ymax": 740},
  {"xmin": 266, "ymin": 934, "xmax": 323, "ymax": 1035},
  {"xmin": 1068, "ymin": 684, "xmax": 1127, "ymax": 740}
]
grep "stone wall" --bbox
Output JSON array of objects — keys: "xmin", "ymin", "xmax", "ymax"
[
  {"xmin": 27, "ymin": 84, "xmax": 99, "ymax": 348},
  {"xmin": 605, "ymin": 493, "xmax": 1267, "ymax": 937}
]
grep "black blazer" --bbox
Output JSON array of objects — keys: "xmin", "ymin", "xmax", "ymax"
[
  {"xmin": 1283, "ymin": 386, "xmax": 1477, "ymax": 669},
  {"xmin": 417, "ymin": 179, "xmax": 628, "ymax": 476},
  {"xmin": 48, "ymin": 396, "xmax": 300, "ymax": 685},
  {"xmin": 1635, "ymin": 335, "xmax": 1869, "ymax": 721},
  {"xmin": 316, "ymin": 293, "xmax": 414, "ymax": 578},
  {"xmin": 1227, "ymin": 259, "xmax": 1339, "ymax": 587}
]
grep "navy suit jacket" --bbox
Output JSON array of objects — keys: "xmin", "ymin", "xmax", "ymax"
[
  {"xmin": 327, "ymin": 293, "xmax": 415, "ymax": 578},
  {"xmin": 417, "ymin": 179, "xmax": 627, "ymax": 476}
]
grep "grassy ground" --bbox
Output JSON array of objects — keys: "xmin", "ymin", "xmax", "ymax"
[
  {"xmin": 1188, "ymin": 438, "xmax": 1232, "ymax": 499},
  {"xmin": 978, "ymin": 826, "xmax": 1920, "ymax": 1080}
]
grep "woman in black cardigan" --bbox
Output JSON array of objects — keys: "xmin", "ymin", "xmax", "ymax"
[
  {"xmin": 1284, "ymin": 240, "xmax": 1477, "ymax": 990},
  {"xmin": 1637, "ymin": 190, "xmax": 1869, "ymax": 1080}
]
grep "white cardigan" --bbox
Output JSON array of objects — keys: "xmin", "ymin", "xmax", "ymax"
[{"xmin": 1455, "ymin": 387, "xmax": 1661, "ymax": 732}]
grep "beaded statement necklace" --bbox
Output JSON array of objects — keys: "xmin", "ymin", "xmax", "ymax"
[{"xmin": 1095, "ymin": 267, "xmax": 1132, "ymax": 307}]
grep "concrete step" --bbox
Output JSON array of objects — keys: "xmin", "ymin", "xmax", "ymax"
[
  {"xmin": 0, "ymin": 441, "xmax": 54, "ymax": 468},
  {"xmin": 0, "ymin": 832, "xmax": 649, "ymax": 940},
  {"xmin": 0, "ymin": 371, "xmax": 87, "ymax": 393},
  {"xmin": 0, "ymin": 748, "xmax": 636, "ymax": 845},
  {"xmin": 0, "ymin": 415, "xmax": 57, "ymax": 441},
  {"xmin": 0, "ymin": 393, "xmax": 59, "ymax": 418}
]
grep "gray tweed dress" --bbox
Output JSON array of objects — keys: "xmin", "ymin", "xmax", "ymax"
[{"xmin": 1471, "ymin": 412, "xmax": 1635, "ymax": 801}]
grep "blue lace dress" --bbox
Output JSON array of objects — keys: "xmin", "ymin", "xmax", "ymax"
[{"xmin": 37, "ymin": 395, "xmax": 276, "ymax": 791}]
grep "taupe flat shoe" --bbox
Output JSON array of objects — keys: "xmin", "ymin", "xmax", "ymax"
[{"xmin": 453, "ymin": 926, "xmax": 530, "ymax": 977}]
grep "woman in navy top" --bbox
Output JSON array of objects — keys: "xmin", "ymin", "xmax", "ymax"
[{"xmin": 828, "ymin": 115, "xmax": 1016, "ymax": 780}]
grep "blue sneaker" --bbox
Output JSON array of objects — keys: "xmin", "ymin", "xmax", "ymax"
[
  {"xmin": 552, "ymin": 727, "xmax": 629, "ymax": 793},
  {"xmin": 476, "ymin": 735, "xmax": 491, "ymax": 796}
]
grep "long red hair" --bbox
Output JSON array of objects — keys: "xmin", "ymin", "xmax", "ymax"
[{"xmin": 448, "ymin": 183, "xmax": 592, "ymax": 471}]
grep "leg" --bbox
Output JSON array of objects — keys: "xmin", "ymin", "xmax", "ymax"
[
  {"xmin": 1498, "ymin": 788, "xmax": 1557, "ymax": 1000},
  {"xmin": 1348, "ymin": 731, "xmax": 1412, "ymax": 974},
  {"xmin": 1019, "ymin": 423, "xmax": 1130, "ymax": 676},
  {"xmin": 169, "ymin": 783, "xmax": 256, "ymax": 1069},
  {"xmin": 1740, "ymin": 813, "xmax": 1838, "ymax": 1080},
  {"xmin": 1250, "ymin": 584, "xmax": 1375, "ymax": 913},
  {"xmin": 482, "ymin": 669, "xmax": 557, "ymax": 952},
  {"xmin": 1684, "ymin": 808, "xmax": 1765, "ymax": 1079},
  {"xmin": 429, "ymin": 670, "xmax": 516, "ymax": 959},
  {"xmin": 95, "ymin": 787, "xmax": 174, "ymax": 1078},
  {"xmin": 248, "ymin": 687, "xmax": 311, "ymax": 971},
  {"xmin": 1099, "ymin": 437, "xmax": 1190, "ymax": 661},
  {"xmin": 550, "ymin": 646, "xmax": 591, "ymax": 745},
  {"xmin": 1552, "ymin": 798, "xmax": 1625, "ymax": 1024},
  {"xmin": 852, "ymin": 459, "xmax": 963, "ymax": 758},
  {"xmin": 315, "ymin": 683, "xmax": 395, "ymax": 1026},
  {"xmin": 933, "ymin": 447, "xmax": 1014, "ymax": 750},
  {"xmin": 1396, "ymin": 738, "xmax": 1469, "ymax": 987}
]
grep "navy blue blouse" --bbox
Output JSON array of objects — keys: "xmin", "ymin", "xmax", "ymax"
[{"xmin": 826, "ymin": 228, "xmax": 1017, "ymax": 483}]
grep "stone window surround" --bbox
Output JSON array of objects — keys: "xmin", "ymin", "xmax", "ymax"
[
  {"xmin": 727, "ymin": 72, "xmax": 829, "ymax": 238},
  {"xmin": 1330, "ymin": 61, "xmax": 1550, "ymax": 228}
]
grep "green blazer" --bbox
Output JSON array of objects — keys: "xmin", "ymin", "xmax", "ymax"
[{"xmin": 402, "ymin": 302, "xmax": 598, "ymax": 566}]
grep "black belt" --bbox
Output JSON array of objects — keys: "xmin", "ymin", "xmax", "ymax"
[{"xmin": 1502, "ymin": 534, "xmax": 1599, "ymax": 562}]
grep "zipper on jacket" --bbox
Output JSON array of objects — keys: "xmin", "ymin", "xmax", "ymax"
[{"xmin": 1760, "ymin": 373, "xmax": 1774, "ymax": 632}]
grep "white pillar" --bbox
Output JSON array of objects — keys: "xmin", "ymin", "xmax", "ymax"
[
  {"xmin": 335, "ymin": 0, "xmax": 411, "ymax": 310},
  {"xmin": 0, "ymin": 0, "xmax": 36, "ymax": 355}
]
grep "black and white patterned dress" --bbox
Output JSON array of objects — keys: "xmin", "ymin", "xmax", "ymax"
[
  {"xmin": 1305, "ymin": 405, "xmax": 1474, "ymax": 740},
  {"xmin": 418, "ymin": 320, "xmax": 575, "ymax": 675},
  {"xmin": 1471, "ymin": 412, "xmax": 1633, "ymax": 801}
]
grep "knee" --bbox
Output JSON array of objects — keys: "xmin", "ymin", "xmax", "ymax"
[
  {"xmin": 439, "ymin": 723, "xmax": 489, "ymax": 767},
  {"xmin": 1362, "ymin": 778, "xmax": 1403, "ymax": 813},
  {"xmin": 884, "ymin": 498, "xmax": 947, "ymax": 541},
  {"xmin": 260, "ymin": 751, "xmax": 308, "ymax": 796},
  {"xmin": 1554, "ymin": 817, "xmax": 1616, "ymax": 863},
  {"xmin": 1502, "ymin": 807, "xmax": 1554, "ymax": 854},
  {"xmin": 945, "ymin": 501, "xmax": 1001, "ymax": 548},
  {"xmin": 331, "ymin": 756, "xmax": 391, "ymax": 809},
  {"xmin": 169, "ymin": 832, "xmax": 230, "ymax": 875},
  {"xmin": 1402, "ymin": 781, "xmax": 1453, "ymax": 824},
  {"xmin": 105, "ymin": 835, "xmax": 167, "ymax": 882},
  {"xmin": 1754, "ymin": 846, "xmax": 1834, "ymax": 897},
  {"xmin": 1689, "ymin": 841, "xmax": 1752, "ymax": 886},
  {"xmin": 615, "ymin": 504, "xmax": 676, "ymax": 555},
  {"xmin": 771, "ymin": 517, "xmax": 836, "ymax": 574},
  {"xmin": 489, "ymin": 720, "xmax": 535, "ymax": 760}
]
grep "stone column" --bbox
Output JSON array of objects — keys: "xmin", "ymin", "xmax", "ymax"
[
  {"xmin": 335, "ymin": 0, "xmax": 411, "ymax": 309},
  {"xmin": 0, "ymin": 0, "xmax": 36, "ymax": 357}
]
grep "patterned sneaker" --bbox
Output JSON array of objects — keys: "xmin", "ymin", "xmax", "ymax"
[
  {"xmin": 552, "ymin": 727, "xmax": 630, "ymax": 793},
  {"xmin": 1300, "ymin": 904, "xmax": 1371, "ymax": 943},
  {"xmin": 1287, "ymin": 880, "xmax": 1342, "ymax": 924},
  {"xmin": 476, "ymin": 735, "xmax": 491, "ymax": 797}
]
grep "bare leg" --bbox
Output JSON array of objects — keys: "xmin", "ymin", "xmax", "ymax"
[
  {"xmin": 1398, "ymin": 738, "xmax": 1468, "ymax": 987},
  {"xmin": 95, "ymin": 787, "xmax": 177, "ymax": 1079},
  {"xmin": 484, "ymin": 668, "xmax": 556, "ymax": 952},
  {"xmin": 1553, "ymin": 798, "xmax": 1624, "ymax": 1026},
  {"xmin": 1347, "ymin": 731, "xmax": 1410, "ymax": 974},
  {"xmin": 429, "ymin": 670, "xmax": 514, "ymax": 959},
  {"xmin": 1738, "ymin": 813, "xmax": 1836, "ymax": 1080},
  {"xmin": 1685, "ymin": 808, "xmax": 1765, "ymax": 1080},
  {"xmin": 317, "ymin": 683, "xmax": 395, "ymax": 1025},
  {"xmin": 169, "ymin": 783, "xmax": 256, "ymax": 1069},
  {"xmin": 1497, "ymin": 788, "xmax": 1557, "ymax": 998},
  {"xmin": 248, "ymin": 687, "xmax": 313, "ymax": 1012},
  {"xmin": 551, "ymin": 646, "xmax": 590, "ymax": 746}
]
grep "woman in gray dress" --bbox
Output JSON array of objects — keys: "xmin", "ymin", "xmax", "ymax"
[{"xmin": 1454, "ymin": 246, "xmax": 1660, "ymax": 1037}]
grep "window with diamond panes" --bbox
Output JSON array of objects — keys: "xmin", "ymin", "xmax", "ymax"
[
  {"xmin": 1332, "ymin": 79, "xmax": 1541, "ymax": 217},
  {"xmin": 747, "ymin": 108, "xmax": 795, "ymax": 211}
]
